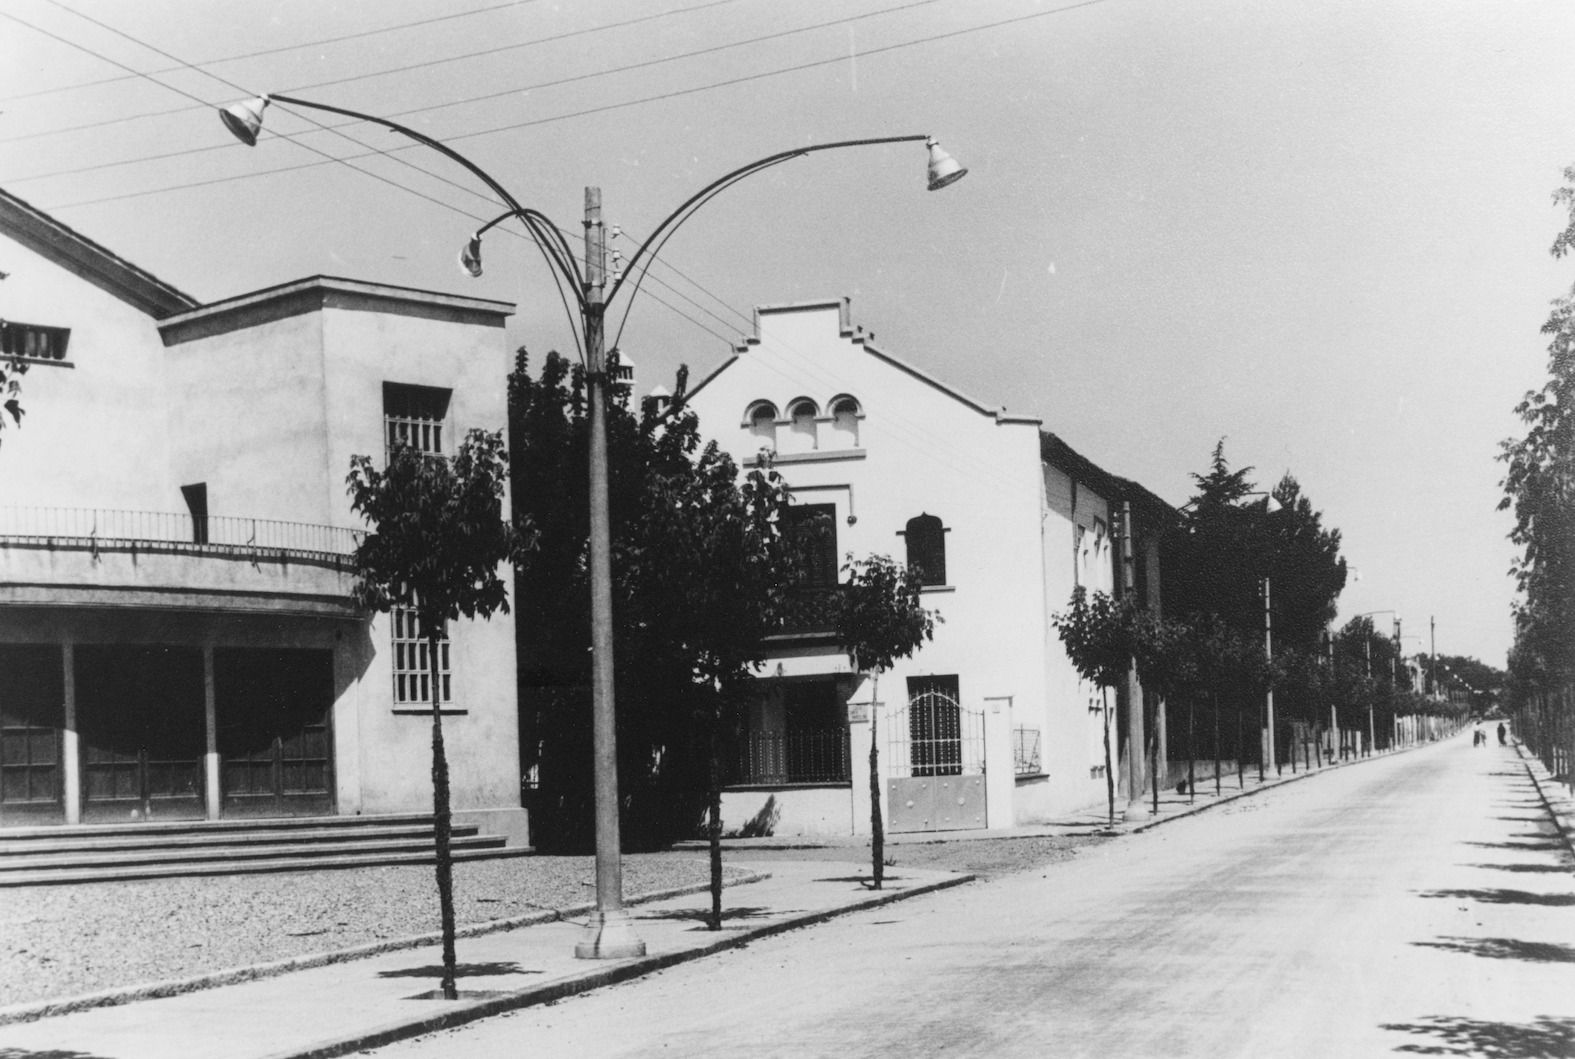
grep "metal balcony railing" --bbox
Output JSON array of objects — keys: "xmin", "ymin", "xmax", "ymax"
[
  {"xmin": 731, "ymin": 727, "xmax": 850, "ymax": 786},
  {"xmin": 0, "ymin": 507, "xmax": 362, "ymax": 563}
]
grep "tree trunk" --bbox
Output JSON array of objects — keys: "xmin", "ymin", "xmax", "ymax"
[
  {"xmin": 869, "ymin": 672, "xmax": 885, "ymax": 890},
  {"xmin": 1212, "ymin": 692, "xmax": 1221, "ymax": 797},
  {"xmin": 1102, "ymin": 686, "xmax": 1115, "ymax": 826},
  {"xmin": 1186, "ymin": 695, "xmax": 1195, "ymax": 805},
  {"xmin": 1236, "ymin": 695, "xmax": 1245, "ymax": 789},
  {"xmin": 1149, "ymin": 695, "xmax": 1160, "ymax": 816},
  {"xmin": 707, "ymin": 711, "xmax": 723, "ymax": 931},
  {"xmin": 427, "ymin": 630, "xmax": 458, "ymax": 1001}
]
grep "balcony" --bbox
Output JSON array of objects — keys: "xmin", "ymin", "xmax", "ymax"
[
  {"xmin": 0, "ymin": 508, "xmax": 365, "ymax": 617},
  {"xmin": 0, "ymin": 507, "xmax": 361, "ymax": 565},
  {"xmin": 730, "ymin": 727, "xmax": 850, "ymax": 786},
  {"xmin": 770, "ymin": 585, "xmax": 841, "ymax": 641}
]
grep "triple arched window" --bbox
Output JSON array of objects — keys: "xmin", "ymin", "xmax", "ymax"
[{"xmin": 740, "ymin": 395, "xmax": 864, "ymax": 453}]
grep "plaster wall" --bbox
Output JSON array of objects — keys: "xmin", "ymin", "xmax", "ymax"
[{"xmin": 0, "ymin": 235, "xmax": 176, "ymax": 509}]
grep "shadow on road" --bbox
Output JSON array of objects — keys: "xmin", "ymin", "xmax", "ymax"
[
  {"xmin": 1382, "ymin": 1014, "xmax": 1575, "ymax": 1056},
  {"xmin": 0, "ymin": 1051, "xmax": 119, "ymax": 1059},
  {"xmin": 1466, "ymin": 862, "xmax": 1573, "ymax": 874},
  {"xmin": 1418, "ymin": 888, "xmax": 1575, "ymax": 907},
  {"xmin": 1464, "ymin": 840, "xmax": 1567, "ymax": 853},
  {"xmin": 635, "ymin": 906, "xmax": 780, "ymax": 926},
  {"xmin": 1412, "ymin": 935, "xmax": 1575, "ymax": 963}
]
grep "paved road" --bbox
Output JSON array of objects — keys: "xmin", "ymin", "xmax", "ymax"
[{"xmin": 375, "ymin": 739, "xmax": 1575, "ymax": 1058}]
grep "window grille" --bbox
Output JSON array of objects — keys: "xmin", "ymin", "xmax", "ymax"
[
  {"xmin": 1013, "ymin": 725, "xmax": 1042, "ymax": 775},
  {"xmin": 391, "ymin": 606, "xmax": 451, "ymax": 706},
  {"xmin": 1, "ymin": 321, "xmax": 70, "ymax": 362},
  {"xmin": 383, "ymin": 382, "xmax": 451, "ymax": 458}
]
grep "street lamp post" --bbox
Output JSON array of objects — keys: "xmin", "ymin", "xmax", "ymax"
[
  {"xmin": 1351, "ymin": 610, "xmax": 1397, "ymax": 757},
  {"xmin": 219, "ymin": 93, "xmax": 967, "ymax": 960}
]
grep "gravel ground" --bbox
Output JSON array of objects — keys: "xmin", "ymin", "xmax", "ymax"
[{"xmin": 0, "ymin": 853, "xmax": 743, "ymax": 1009}]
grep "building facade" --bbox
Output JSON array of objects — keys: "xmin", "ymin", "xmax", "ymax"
[
  {"xmin": 688, "ymin": 298, "xmax": 1170, "ymax": 837},
  {"xmin": 0, "ymin": 189, "xmax": 525, "ymax": 842}
]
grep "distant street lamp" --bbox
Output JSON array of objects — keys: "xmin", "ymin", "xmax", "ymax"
[{"xmin": 219, "ymin": 92, "xmax": 966, "ymax": 960}]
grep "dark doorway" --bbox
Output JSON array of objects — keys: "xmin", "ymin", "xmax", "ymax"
[
  {"xmin": 215, "ymin": 648, "xmax": 334, "ymax": 817},
  {"xmin": 0, "ymin": 644, "xmax": 65, "ymax": 824},
  {"xmin": 76, "ymin": 645, "xmax": 206, "ymax": 823}
]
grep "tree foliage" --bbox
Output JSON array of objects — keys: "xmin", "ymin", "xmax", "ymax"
[
  {"xmin": 346, "ymin": 428, "xmax": 529, "ymax": 1001},
  {"xmin": 509, "ymin": 349, "xmax": 801, "ymax": 854},
  {"xmin": 0, "ymin": 357, "xmax": 23, "ymax": 447},
  {"xmin": 1501, "ymin": 164, "xmax": 1575, "ymax": 692}
]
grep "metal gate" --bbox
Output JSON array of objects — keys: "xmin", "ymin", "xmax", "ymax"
[{"xmin": 886, "ymin": 679, "xmax": 985, "ymax": 832}]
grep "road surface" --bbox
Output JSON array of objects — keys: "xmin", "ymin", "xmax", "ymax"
[{"xmin": 375, "ymin": 738, "xmax": 1575, "ymax": 1057}]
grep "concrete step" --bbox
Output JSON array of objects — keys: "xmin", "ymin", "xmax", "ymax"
[
  {"xmin": 0, "ymin": 832, "xmax": 501, "ymax": 873},
  {"xmin": 0, "ymin": 813, "xmax": 438, "ymax": 844},
  {"xmin": 0, "ymin": 823, "xmax": 450, "ymax": 857},
  {"xmin": 0, "ymin": 844, "xmax": 532, "ymax": 887}
]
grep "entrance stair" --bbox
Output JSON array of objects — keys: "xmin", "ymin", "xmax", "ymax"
[{"xmin": 0, "ymin": 814, "xmax": 529, "ymax": 886}]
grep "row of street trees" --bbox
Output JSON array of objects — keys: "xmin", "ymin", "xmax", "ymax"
[
  {"xmin": 1501, "ymin": 163, "xmax": 1575, "ymax": 782},
  {"xmin": 1056, "ymin": 442, "xmax": 1467, "ymax": 825}
]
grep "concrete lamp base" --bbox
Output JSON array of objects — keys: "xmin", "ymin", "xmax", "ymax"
[{"xmin": 575, "ymin": 909, "xmax": 648, "ymax": 960}]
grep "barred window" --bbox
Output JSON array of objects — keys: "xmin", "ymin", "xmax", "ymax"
[
  {"xmin": 1, "ymin": 321, "xmax": 70, "ymax": 362},
  {"xmin": 392, "ymin": 607, "xmax": 451, "ymax": 706},
  {"xmin": 383, "ymin": 382, "xmax": 451, "ymax": 458}
]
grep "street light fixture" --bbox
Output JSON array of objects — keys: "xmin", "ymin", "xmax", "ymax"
[{"xmin": 219, "ymin": 91, "xmax": 966, "ymax": 960}]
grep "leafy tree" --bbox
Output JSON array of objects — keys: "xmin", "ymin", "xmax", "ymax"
[
  {"xmin": 1163, "ymin": 442, "xmax": 1346, "ymax": 764},
  {"xmin": 1502, "ymin": 164, "xmax": 1575, "ymax": 718},
  {"xmin": 346, "ymin": 429, "xmax": 530, "ymax": 1000},
  {"xmin": 833, "ymin": 553, "xmax": 939, "ymax": 890},
  {"xmin": 0, "ymin": 357, "xmax": 22, "ymax": 447},
  {"xmin": 509, "ymin": 348, "xmax": 802, "ymax": 881},
  {"xmin": 1053, "ymin": 587, "xmax": 1136, "ymax": 825}
]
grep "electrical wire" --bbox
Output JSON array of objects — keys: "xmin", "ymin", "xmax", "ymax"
[{"xmin": 0, "ymin": 0, "xmax": 546, "ymax": 103}]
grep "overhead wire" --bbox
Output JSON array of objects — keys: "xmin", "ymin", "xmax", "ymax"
[{"xmin": 0, "ymin": 0, "xmax": 546, "ymax": 104}]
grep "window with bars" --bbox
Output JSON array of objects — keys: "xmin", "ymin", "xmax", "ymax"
[
  {"xmin": 1, "ymin": 320, "xmax": 71, "ymax": 362},
  {"xmin": 391, "ymin": 606, "xmax": 452, "ymax": 706},
  {"xmin": 383, "ymin": 382, "xmax": 451, "ymax": 459},
  {"xmin": 904, "ymin": 513, "xmax": 947, "ymax": 587}
]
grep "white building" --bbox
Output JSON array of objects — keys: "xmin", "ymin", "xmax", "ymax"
[
  {"xmin": 688, "ymin": 298, "xmax": 1170, "ymax": 837},
  {"xmin": 0, "ymin": 188, "xmax": 525, "ymax": 844}
]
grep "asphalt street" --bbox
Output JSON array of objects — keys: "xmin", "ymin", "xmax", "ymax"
[{"xmin": 369, "ymin": 738, "xmax": 1575, "ymax": 1058}]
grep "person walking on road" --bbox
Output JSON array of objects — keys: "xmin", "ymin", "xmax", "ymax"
[{"xmin": 1497, "ymin": 722, "xmax": 1508, "ymax": 746}]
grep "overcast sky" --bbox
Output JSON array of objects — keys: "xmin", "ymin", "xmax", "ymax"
[{"xmin": 3, "ymin": 0, "xmax": 1571, "ymax": 667}]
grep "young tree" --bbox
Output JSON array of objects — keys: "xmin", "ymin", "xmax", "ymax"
[
  {"xmin": 833, "ymin": 554, "xmax": 939, "ymax": 890},
  {"xmin": 346, "ymin": 428, "xmax": 530, "ymax": 1001},
  {"xmin": 1054, "ymin": 587, "xmax": 1136, "ymax": 826}
]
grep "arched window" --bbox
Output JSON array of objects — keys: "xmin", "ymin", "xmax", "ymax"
[
  {"xmin": 786, "ymin": 398, "xmax": 818, "ymax": 453},
  {"xmin": 829, "ymin": 395, "xmax": 861, "ymax": 447},
  {"xmin": 905, "ymin": 513, "xmax": 947, "ymax": 586},
  {"xmin": 745, "ymin": 401, "xmax": 778, "ymax": 451}
]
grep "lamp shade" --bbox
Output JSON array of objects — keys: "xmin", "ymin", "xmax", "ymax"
[
  {"xmin": 925, "ymin": 138, "xmax": 968, "ymax": 191},
  {"xmin": 459, "ymin": 235, "xmax": 484, "ymax": 277},
  {"xmin": 219, "ymin": 97, "xmax": 270, "ymax": 146}
]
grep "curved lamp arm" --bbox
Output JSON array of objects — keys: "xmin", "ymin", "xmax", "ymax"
[{"xmin": 608, "ymin": 134, "xmax": 936, "ymax": 308}]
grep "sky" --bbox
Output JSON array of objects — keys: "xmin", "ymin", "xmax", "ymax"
[{"xmin": 2, "ymin": 0, "xmax": 1571, "ymax": 668}]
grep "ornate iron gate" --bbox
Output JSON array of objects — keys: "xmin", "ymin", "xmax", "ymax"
[{"xmin": 887, "ymin": 678, "xmax": 985, "ymax": 832}]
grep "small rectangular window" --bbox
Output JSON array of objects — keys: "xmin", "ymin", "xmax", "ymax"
[
  {"xmin": 0, "ymin": 321, "xmax": 71, "ymax": 362},
  {"xmin": 383, "ymin": 382, "xmax": 451, "ymax": 459}
]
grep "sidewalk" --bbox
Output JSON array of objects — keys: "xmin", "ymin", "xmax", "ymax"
[
  {"xmin": 0, "ymin": 743, "xmax": 1414, "ymax": 1059},
  {"xmin": 1512, "ymin": 738, "xmax": 1575, "ymax": 862}
]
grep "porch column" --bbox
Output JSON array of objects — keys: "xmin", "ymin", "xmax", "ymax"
[
  {"xmin": 203, "ymin": 645, "xmax": 220, "ymax": 820},
  {"xmin": 62, "ymin": 642, "xmax": 80, "ymax": 825}
]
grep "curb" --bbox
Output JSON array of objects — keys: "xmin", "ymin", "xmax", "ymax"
[
  {"xmin": 1511, "ymin": 741, "xmax": 1575, "ymax": 862},
  {"xmin": 0, "ymin": 870, "xmax": 771, "ymax": 1028},
  {"xmin": 260, "ymin": 869, "xmax": 975, "ymax": 1059}
]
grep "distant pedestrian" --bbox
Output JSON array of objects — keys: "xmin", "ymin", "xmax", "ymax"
[
  {"xmin": 1497, "ymin": 722, "xmax": 1508, "ymax": 746},
  {"xmin": 1473, "ymin": 729, "xmax": 1482, "ymax": 747}
]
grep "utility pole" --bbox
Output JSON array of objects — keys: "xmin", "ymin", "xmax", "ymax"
[
  {"xmin": 1118, "ymin": 501, "xmax": 1146, "ymax": 808},
  {"xmin": 575, "ymin": 187, "xmax": 645, "ymax": 960},
  {"xmin": 1327, "ymin": 628, "xmax": 1338, "ymax": 761},
  {"xmin": 1430, "ymin": 616, "xmax": 1437, "ymax": 700},
  {"xmin": 1263, "ymin": 577, "xmax": 1275, "ymax": 777}
]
